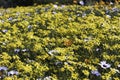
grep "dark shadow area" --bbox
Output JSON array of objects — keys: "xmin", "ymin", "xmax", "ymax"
[
  {"xmin": 0, "ymin": 0, "xmax": 34, "ymax": 8},
  {"xmin": 0, "ymin": 0, "xmax": 119, "ymax": 8}
]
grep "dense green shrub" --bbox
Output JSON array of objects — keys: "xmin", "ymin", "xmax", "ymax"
[{"xmin": 0, "ymin": 4, "xmax": 120, "ymax": 79}]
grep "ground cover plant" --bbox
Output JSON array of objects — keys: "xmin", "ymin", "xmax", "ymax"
[{"xmin": 0, "ymin": 4, "xmax": 120, "ymax": 80}]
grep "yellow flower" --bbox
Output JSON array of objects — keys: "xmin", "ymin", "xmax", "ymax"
[
  {"xmin": 72, "ymin": 72, "xmax": 79, "ymax": 79},
  {"xmin": 82, "ymin": 70, "xmax": 89, "ymax": 76}
]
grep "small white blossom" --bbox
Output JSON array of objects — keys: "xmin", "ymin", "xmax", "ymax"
[
  {"xmin": 43, "ymin": 76, "xmax": 52, "ymax": 80},
  {"xmin": 110, "ymin": 2, "xmax": 113, "ymax": 5},
  {"xmin": 112, "ymin": 7, "xmax": 119, "ymax": 12},
  {"xmin": 52, "ymin": 11, "xmax": 57, "ymax": 14},
  {"xmin": 14, "ymin": 49, "xmax": 20, "ymax": 53},
  {"xmin": 48, "ymin": 50, "xmax": 58, "ymax": 56},
  {"xmin": 8, "ymin": 70, "xmax": 19, "ymax": 76},
  {"xmin": 99, "ymin": 61, "xmax": 111, "ymax": 69},
  {"xmin": 64, "ymin": 62, "xmax": 69, "ymax": 65},
  {"xmin": 53, "ymin": 5, "xmax": 58, "ymax": 8},
  {"xmin": 84, "ymin": 38, "xmax": 89, "ymax": 42},
  {"xmin": 77, "ymin": 14, "xmax": 80, "ymax": 16},
  {"xmin": 61, "ymin": 5, "xmax": 65, "ymax": 8},
  {"xmin": 22, "ymin": 49, "xmax": 28, "ymax": 52},
  {"xmin": 106, "ymin": 15, "xmax": 111, "ymax": 18},
  {"xmin": 2, "ymin": 29, "xmax": 8, "ymax": 33},
  {"xmin": 2, "ymin": 42, "xmax": 6, "ymax": 45},
  {"xmin": 96, "ymin": 48, "xmax": 100, "ymax": 51},
  {"xmin": 91, "ymin": 70, "xmax": 101, "ymax": 76},
  {"xmin": 8, "ymin": 17, "xmax": 13, "ymax": 21},
  {"xmin": 118, "ymin": 64, "xmax": 120, "ymax": 67},
  {"xmin": 79, "ymin": 1, "xmax": 84, "ymax": 6},
  {"xmin": 28, "ymin": 25, "xmax": 32, "ymax": 29},
  {"xmin": 0, "ymin": 66, "xmax": 8, "ymax": 71}
]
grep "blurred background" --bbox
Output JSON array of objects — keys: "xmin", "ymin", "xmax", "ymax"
[{"xmin": 0, "ymin": 0, "xmax": 119, "ymax": 8}]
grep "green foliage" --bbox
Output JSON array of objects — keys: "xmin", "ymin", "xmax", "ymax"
[{"xmin": 0, "ymin": 4, "xmax": 120, "ymax": 79}]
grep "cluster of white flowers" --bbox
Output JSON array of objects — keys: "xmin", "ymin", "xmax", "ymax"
[
  {"xmin": 8, "ymin": 70, "xmax": 19, "ymax": 76},
  {"xmin": 0, "ymin": 66, "xmax": 19, "ymax": 78}
]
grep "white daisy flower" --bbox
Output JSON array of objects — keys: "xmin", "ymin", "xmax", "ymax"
[
  {"xmin": 79, "ymin": 1, "xmax": 84, "ymax": 6},
  {"xmin": 99, "ymin": 61, "xmax": 111, "ymax": 69}
]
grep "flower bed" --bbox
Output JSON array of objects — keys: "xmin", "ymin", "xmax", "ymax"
[{"xmin": 0, "ymin": 4, "xmax": 120, "ymax": 80}]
